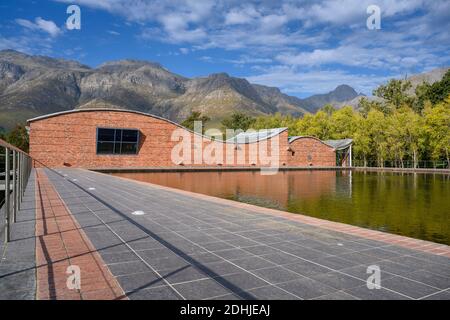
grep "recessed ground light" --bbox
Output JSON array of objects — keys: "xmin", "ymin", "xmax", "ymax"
[
  {"xmin": 73, "ymin": 179, "xmax": 78, "ymax": 182},
  {"xmin": 337, "ymin": 243, "xmax": 344, "ymax": 246},
  {"xmin": 88, "ymin": 187, "xmax": 96, "ymax": 190},
  {"xmin": 64, "ymin": 174, "xmax": 68, "ymax": 177},
  {"xmin": 132, "ymin": 211, "xmax": 145, "ymax": 216}
]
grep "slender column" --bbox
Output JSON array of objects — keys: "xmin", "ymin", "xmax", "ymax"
[
  {"xmin": 16, "ymin": 153, "xmax": 21, "ymax": 211},
  {"xmin": 349, "ymin": 145, "xmax": 353, "ymax": 167},
  {"xmin": 12, "ymin": 150, "xmax": 17, "ymax": 223},
  {"xmin": 4, "ymin": 147, "xmax": 10, "ymax": 243}
]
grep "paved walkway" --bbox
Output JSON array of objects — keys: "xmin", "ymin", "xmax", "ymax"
[
  {"xmin": 1, "ymin": 168, "xmax": 450, "ymax": 300},
  {"xmin": 0, "ymin": 173, "xmax": 36, "ymax": 299}
]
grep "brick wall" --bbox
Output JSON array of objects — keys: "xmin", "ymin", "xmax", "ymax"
[
  {"xmin": 287, "ymin": 137, "xmax": 336, "ymax": 167},
  {"xmin": 29, "ymin": 110, "xmax": 291, "ymax": 169}
]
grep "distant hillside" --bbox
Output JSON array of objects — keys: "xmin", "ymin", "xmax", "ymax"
[
  {"xmin": 0, "ymin": 50, "xmax": 359, "ymax": 131},
  {"xmin": 300, "ymin": 84, "xmax": 359, "ymax": 112},
  {"xmin": 332, "ymin": 67, "xmax": 450, "ymax": 110}
]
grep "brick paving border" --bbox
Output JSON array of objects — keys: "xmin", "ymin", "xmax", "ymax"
[
  {"xmin": 34, "ymin": 169, "xmax": 126, "ymax": 300},
  {"xmin": 106, "ymin": 170, "xmax": 450, "ymax": 258}
]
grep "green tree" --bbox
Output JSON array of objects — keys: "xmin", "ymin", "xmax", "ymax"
[
  {"xmin": 253, "ymin": 113, "xmax": 295, "ymax": 131},
  {"xmin": 415, "ymin": 69, "xmax": 450, "ymax": 110},
  {"xmin": 181, "ymin": 111, "xmax": 210, "ymax": 133},
  {"xmin": 221, "ymin": 112, "xmax": 255, "ymax": 131},
  {"xmin": 352, "ymin": 113, "xmax": 371, "ymax": 166},
  {"xmin": 330, "ymin": 106, "xmax": 357, "ymax": 139},
  {"xmin": 320, "ymin": 104, "xmax": 336, "ymax": 116},
  {"xmin": 7, "ymin": 124, "xmax": 29, "ymax": 152},
  {"xmin": 423, "ymin": 97, "xmax": 450, "ymax": 167},
  {"xmin": 366, "ymin": 110, "xmax": 388, "ymax": 167},
  {"xmin": 373, "ymin": 79, "xmax": 414, "ymax": 110},
  {"xmin": 358, "ymin": 97, "xmax": 389, "ymax": 116}
]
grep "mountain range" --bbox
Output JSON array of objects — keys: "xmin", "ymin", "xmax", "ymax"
[
  {"xmin": 0, "ymin": 50, "xmax": 361, "ymax": 131},
  {"xmin": 0, "ymin": 49, "xmax": 447, "ymax": 131}
]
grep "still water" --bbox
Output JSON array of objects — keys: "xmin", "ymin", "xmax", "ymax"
[{"xmin": 111, "ymin": 170, "xmax": 450, "ymax": 245}]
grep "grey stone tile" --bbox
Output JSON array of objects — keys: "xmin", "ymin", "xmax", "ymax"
[
  {"xmin": 103, "ymin": 251, "xmax": 140, "ymax": 264},
  {"xmin": 344, "ymin": 285, "xmax": 411, "ymax": 300},
  {"xmin": 138, "ymin": 248, "xmax": 179, "ymax": 260},
  {"xmin": 312, "ymin": 256, "xmax": 360, "ymax": 270},
  {"xmin": 402, "ymin": 270, "xmax": 450, "ymax": 290},
  {"xmin": 187, "ymin": 252, "xmax": 224, "ymax": 265},
  {"xmin": 258, "ymin": 252, "xmax": 300, "ymax": 265},
  {"xmin": 278, "ymin": 278, "xmax": 338, "ymax": 299},
  {"xmin": 116, "ymin": 271, "xmax": 166, "ymax": 293},
  {"xmin": 205, "ymin": 293, "xmax": 241, "ymax": 300},
  {"xmin": 200, "ymin": 241, "xmax": 235, "ymax": 252},
  {"xmin": 225, "ymin": 238, "xmax": 260, "ymax": 248},
  {"xmin": 360, "ymin": 248, "xmax": 402, "ymax": 259},
  {"xmin": 0, "ymin": 289, "xmax": 35, "ymax": 300},
  {"xmin": 381, "ymin": 276, "xmax": 440, "ymax": 299},
  {"xmin": 253, "ymin": 267, "xmax": 301, "ymax": 284},
  {"xmin": 214, "ymin": 248, "xmax": 253, "ymax": 260},
  {"xmin": 196, "ymin": 261, "xmax": 244, "ymax": 277},
  {"xmin": 313, "ymin": 291, "xmax": 359, "ymax": 300},
  {"xmin": 145, "ymin": 255, "xmax": 191, "ymax": 271},
  {"xmin": 338, "ymin": 252, "xmax": 380, "ymax": 265},
  {"xmin": 160, "ymin": 265, "xmax": 210, "ymax": 284},
  {"xmin": 340, "ymin": 264, "xmax": 396, "ymax": 281},
  {"xmin": 312, "ymin": 272, "xmax": 365, "ymax": 290},
  {"xmin": 242, "ymin": 245, "xmax": 280, "ymax": 256},
  {"xmin": 173, "ymin": 278, "xmax": 233, "ymax": 300},
  {"xmin": 215, "ymin": 273, "xmax": 269, "ymax": 292},
  {"xmin": 229, "ymin": 256, "xmax": 276, "ymax": 271},
  {"xmin": 127, "ymin": 286, "xmax": 182, "ymax": 300},
  {"xmin": 283, "ymin": 260, "xmax": 331, "ymax": 277},
  {"xmin": 244, "ymin": 285, "xmax": 299, "ymax": 300},
  {"xmin": 107, "ymin": 260, "xmax": 150, "ymax": 276},
  {"xmin": 410, "ymin": 252, "xmax": 450, "ymax": 266},
  {"xmin": 422, "ymin": 290, "xmax": 450, "ymax": 300}
]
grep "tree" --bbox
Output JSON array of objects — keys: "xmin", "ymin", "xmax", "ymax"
[
  {"xmin": 253, "ymin": 113, "xmax": 295, "ymax": 131},
  {"xmin": 423, "ymin": 97, "xmax": 450, "ymax": 167},
  {"xmin": 352, "ymin": 113, "xmax": 371, "ymax": 167},
  {"xmin": 358, "ymin": 97, "xmax": 389, "ymax": 116},
  {"xmin": 366, "ymin": 110, "xmax": 388, "ymax": 167},
  {"xmin": 415, "ymin": 69, "xmax": 450, "ymax": 109},
  {"xmin": 181, "ymin": 111, "xmax": 210, "ymax": 133},
  {"xmin": 373, "ymin": 79, "xmax": 414, "ymax": 110},
  {"xmin": 320, "ymin": 104, "xmax": 336, "ymax": 116},
  {"xmin": 330, "ymin": 106, "xmax": 357, "ymax": 139},
  {"xmin": 221, "ymin": 112, "xmax": 255, "ymax": 131},
  {"xmin": 7, "ymin": 124, "xmax": 29, "ymax": 152}
]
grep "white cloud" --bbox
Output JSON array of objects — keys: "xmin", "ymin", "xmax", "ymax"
[
  {"xmin": 246, "ymin": 66, "xmax": 392, "ymax": 96},
  {"xmin": 50, "ymin": 0, "xmax": 449, "ymax": 95},
  {"xmin": 16, "ymin": 17, "xmax": 61, "ymax": 37},
  {"xmin": 108, "ymin": 30, "xmax": 120, "ymax": 36}
]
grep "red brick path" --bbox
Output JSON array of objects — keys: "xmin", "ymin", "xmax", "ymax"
[{"xmin": 35, "ymin": 169, "xmax": 126, "ymax": 300}]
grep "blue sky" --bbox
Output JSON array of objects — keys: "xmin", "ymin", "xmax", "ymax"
[{"xmin": 1, "ymin": 0, "xmax": 449, "ymax": 98}]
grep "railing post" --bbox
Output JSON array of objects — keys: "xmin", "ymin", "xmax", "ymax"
[
  {"xmin": 12, "ymin": 150, "xmax": 17, "ymax": 223},
  {"xmin": 16, "ymin": 152, "xmax": 20, "ymax": 211},
  {"xmin": 4, "ymin": 147, "xmax": 10, "ymax": 243},
  {"xmin": 20, "ymin": 153, "xmax": 24, "ymax": 201}
]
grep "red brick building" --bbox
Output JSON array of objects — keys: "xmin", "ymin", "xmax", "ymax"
[{"xmin": 27, "ymin": 109, "xmax": 352, "ymax": 169}]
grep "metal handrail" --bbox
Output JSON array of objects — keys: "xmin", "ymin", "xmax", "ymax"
[{"xmin": 1, "ymin": 138, "xmax": 33, "ymax": 243}]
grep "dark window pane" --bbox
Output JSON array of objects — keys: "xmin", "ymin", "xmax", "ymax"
[
  {"xmin": 115, "ymin": 129, "xmax": 122, "ymax": 141},
  {"xmin": 97, "ymin": 128, "xmax": 115, "ymax": 142},
  {"xmin": 120, "ymin": 142, "xmax": 137, "ymax": 154},
  {"xmin": 97, "ymin": 128, "xmax": 139, "ymax": 155},
  {"xmin": 97, "ymin": 142, "xmax": 114, "ymax": 154},
  {"xmin": 122, "ymin": 130, "xmax": 138, "ymax": 142},
  {"xmin": 114, "ymin": 142, "xmax": 122, "ymax": 154}
]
